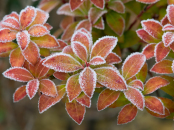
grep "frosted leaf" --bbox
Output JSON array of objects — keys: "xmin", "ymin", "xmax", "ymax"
[
  {"xmin": 28, "ymin": 24, "xmax": 49, "ymax": 37},
  {"xmin": 13, "ymin": 85, "xmax": 26, "ymax": 102},
  {"xmin": 26, "ymin": 79, "xmax": 39, "ymax": 99},
  {"xmin": 89, "ymin": 56, "xmax": 106, "ymax": 65}
]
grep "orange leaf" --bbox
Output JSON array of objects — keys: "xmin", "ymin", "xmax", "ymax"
[
  {"xmin": 137, "ymin": 0, "xmax": 159, "ymax": 4},
  {"xmin": 142, "ymin": 43, "xmax": 156, "ymax": 60},
  {"xmin": 76, "ymin": 93, "xmax": 91, "ymax": 108},
  {"xmin": 91, "ymin": 0, "xmax": 105, "ymax": 9},
  {"xmin": 136, "ymin": 62, "xmax": 148, "ymax": 83},
  {"xmin": 26, "ymin": 79, "xmax": 39, "ymax": 99},
  {"xmin": 53, "ymin": 72, "xmax": 69, "ymax": 80},
  {"xmin": 75, "ymin": 20, "xmax": 92, "ymax": 32},
  {"xmin": 0, "ymin": 28, "xmax": 17, "ymax": 42},
  {"xmin": 93, "ymin": 17, "xmax": 104, "ymax": 30},
  {"xmin": 128, "ymin": 79, "xmax": 144, "ymax": 90},
  {"xmin": 13, "ymin": 85, "xmax": 26, "ymax": 102},
  {"xmin": 89, "ymin": 56, "xmax": 106, "ymax": 65},
  {"xmin": 1, "ymin": 17, "xmax": 20, "ymax": 30},
  {"xmin": 0, "ymin": 42, "xmax": 18, "ymax": 53},
  {"xmin": 105, "ymin": 52, "xmax": 122, "ymax": 64},
  {"xmin": 60, "ymin": 16, "xmax": 74, "ymax": 30},
  {"xmin": 69, "ymin": 0, "xmax": 84, "ymax": 11},
  {"xmin": 28, "ymin": 24, "xmax": 49, "ymax": 37},
  {"xmin": 4, "ymin": 11, "xmax": 19, "ymax": 21},
  {"xmin": 146, "ymin": 107, "xmax": 170, "ymax": 118},
  {"xmin": 38, "ymin": 0, "xmax": 59, "ymax": 12}
]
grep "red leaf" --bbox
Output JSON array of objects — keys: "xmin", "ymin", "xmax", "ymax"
[
  {"xmin": 146, "ymin": 107, "xmax": 170, "ymax": 118},
  {"xmin": 150, "ymin": 60, "xmax": 173, "ymax": 74},
  {"xmin": 136, "ymin": 0, "xmax": 159, "ymax": 4},
  {"xmin": 161, "ymin": 15, "xmax": 170, "ymax": 26},
  {"xmin": 28, "ymin": 24, "xmax": 49, "ymax": 37},
  {"xmin": 71, "ymin": 41, "xmax": 88, "ymax": 62},
  {"xmin": 0, "ymin": 28, "xmax": 17, "ymax": 42},
  {"xmin": 89, "ymin": 56, "xmax": 106, "ymax": 65},
  {"xmin": 128, "ymin": 80, "xmax": 144, "ymax": 90},
  {"xmin": 108, "ymin": 1, "xmax": 125, "ymax": 13},
  {"xmin": 124, "ymin": 87, "xmax": 144, "ymax": 110},
  {"xmin": 69, "ymin": 0, "xmax": 84, "ymax": 11},
  {"xmin": 0, "ymin": 41, "xmax": 18, "ymax": 53},
  {"xmin": 167, "ymin": 5, "xmax": 174, "ymax": 25},
  {"xmin": 66, "ymin": 74, "xmax": 82, "ymax": 102},
  {"xmin": 141, "ymin": 19, "xmax": 163, "ymax": 39},
  {"xmin": 142, "ymin": 43, "xmax": 156, "ymax": 60},
  {"xmin": 26, "ymin": 79, "xmax": 39, "ymax": 99},
  {"xmin": 39, "ymin": 79, "xmax": 57, "ymax": 97},
  {"xmin": 60, "ymin": 16, "xmax": 74, "ymax": 30},
  {"xmin": 145, "ymin": 96, "xmax": 165, "ymax": 115},
  {"xmin": 53, "ymin": 72, "xmax": 69, "ymax": 80},
  {"xmin": 97, "ymin": 89, "xmax": 120, "ymax": 111},
  {"xmin": 38, "ymin": 0, "xmax": 60, "ymax": 12},
  {"xmin": 105, "ymin": 52, "xmax": 122, "ymax": 64},
  {"xmin": 122, "ymin": 53, "xmax": 146, "ymax": 80},
  {"xmin": 93, "ymin": 17, "xmax": 104, "ymax": 30},
  {"xmin": 143, "ymin": 76, "xmax": 169, "ymax": 95},
  {"xmin": 3, "ymin": 67, "xmax": 34, "ymax": 82},
  {"xmin": 95, "ymin": 67, "xmax": 127, "ymax": 91},
  {"xmin": 4, "ymin": 11, "xmax": 19, "ymax": 21},
  {"xmin": 162, "ymin": 24, "xmax": 174, "ymax": 31},
  {"xmin": 162, "ymin": 32, "xmax": 174, "ymax": 47},
  {"xmin": 76, "ymin": 93, "xmax": 91, "ymax": 108},
  {"xmin": 44, "ymin": 23, "xmax": 53, "ymax": 31},
  {"xmin": 90, "ymin": 36, "xmax": 117, "ymax": 59},
  {"xmin": 13, "ymin": 85, "xmax": 26, "ymax": 102},
  {"xmin": 52, "ymin": 39, "xmax": 67, "ymax": 51},
  {"xmin": 10, "ymin": 47, "xmax": 25, "ymax": 67},
  {"xmin": 66, "ymin": 100, "xmax": 85, "ymax": 125},
  {"xmin": 19, "ymin": 6, "xmax": 36, "ymax": 30},
  {"xmin": 43, "ymin": 53, "xmax": 83, "ymax": 72},
  {"xmin": 79, "ymin": 67, "xmax": 97, "ymax": 98},
  {"xmin": 117, "ymin": 104, "xmax": 138, "ymax": 125},
  {"xmin": 62, "ymin": 45, "xmax": 75, "ymax": 57},
  {"xmin": 91, "ymin": 0, "xmax": 105, "ymax": 9},
  {"xmin": 16, "ymin": 31, "xmax": 30, "ymax": 50},
  {"xmin": 39, "ymin": 85, "xmax": 66, "ymax": 113},
  {"xmin": 23, "ymin": 41, "xmax": 39, "ymax": 65},
  {"xmin": 1, "ymin": 17, "xmax": 20, "ymax": 30},
  {"xmin": 136, "ymin": 29, "xmax": 159, "ymax": 43},
  {"xmin": 75, "ymin": 20, "xmax": 92, "ymax": 32}
]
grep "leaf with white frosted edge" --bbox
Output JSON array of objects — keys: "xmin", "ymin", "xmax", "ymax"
[
  {"xmin": 170, "ymin": 42, "xmax": 174, "ymax": 52},
  {"xmin": 52, "ymin": 39, "xmax": 67, "ymax": 51},
  {"xmin": 38, "ymin": 0, "xmax": 60, "ymax": 12},
  {"xmin": 143, "ymin": 76, "xmax": 169, "ymax": 95},
  {"xmin": 0, "ymin": 41, "xmax": 18, "ymax": 53},
  {"xmin": 167, "ymin": 5, "xmax": 174, "ymax": 25},
  {"xmin": 79, "ymin": 67, "xmax": 97, "ymax": 98},
  {"xmin": 0, "ymin": 28, "xmax": 17, "ymax": 43},
  {"xmin": 108, "ymin": 1, "xmax": 125, "ymax": 13},
  {"xmin": 80, "ymin": 28, "xmax": 92, "ymax": 38},
  {"xmin": 146, "ymin": 107, "xmax": 170, "ymax": 118},
  {"xmin": 69, "ymin": 0, "xmax": 84, "ymax": 11},
  {"xmin": 3, "ymin": 67, "xmax": 34, "ymax": 82},
  {"xmin": 154, "ymin": 42, "xmax": 170, "ymax": 62},
  {"xmin": 13, "ymin": 85, "xmax": 26, "ymax": 102},
  {"xmin": 128, "ymin": 80, "xmax": 144, "ymax": 90},
  {"xmin": 1, "ymin": 17, "xmax": 20, "ymax": 30},
  {"xmin": 90, "ymin": 36, "xmax": 117, "ymax": 59},
  {"xmin": 71, "ymin": 41, "xmax": 88, "ymax": 62},
  {"xmin": 136, "ymin": 62, "xmax": 148, "ymax": 83},
  {"xmin": 43, "ymin": 53, "xmax": 83, "ymax": 72},
  {"xmin": 53, "ymin": 72, "xmax": 69, "ymax": 80},
  {"xmin": 91, "ymin": 0, "xmax": 105, "ymax": 9},
  {"xmin": 75, "ymin": 19, "xmax": 92, "ymax": 32},
  {"xmin": 93, "ymin": 17, "xmax": 105, "ymax": 30},
  {"xmin": 89, "ymin": 56, "xmax": 106, "ymax": 65},
  {"xmin": 39, "ymin": 84, "xmax": 66, "ymax": 113},
  {"xmin": 136, "ymin": 29, "xmax": 159, "ymax": 43},
  {"xmin": 10, "ymin": 47, "xmax": 25, "ymax": 67},
  {"xmin": 141, "ymin": 19, "xmax": 163, "ymax": 39},
  {"xmin": 16, "ymin": 30, "xmax": 30, "ymax": 50},
  {"xmin": 162, "ymin": 24, "xmax": 174, "ymax": 31},
  {"xmin": 162, "ymin": 32, "xmax": 174, "ymax": 47},
  {"xmin": 122, "ymin": 53, "xmax": 146, "ymax": 80},
  {"xmin": 39, "ymin": 79, "xmax": 57, "ymax": 97},
  {"xmin": 145, "ymin": 96, "xmax": 165, "ymax": 115},
  {"xmin": 62, "ymin": 45, "xmax": 75, "ymax": 57},
  {"xmin": 66, "ymin": 100, "xmax": 86, "ymax": 125},
  {"xmin": 60, "ymin": 16, "xmax": 74, "ymax": 30},
  {"xmin": 3, "ymin": 11, "xmax": 19, "ymax": 21},
  {"xmin": 26, "ymin": 79, "xmax": 39, "ymax": 99},
  {"xmin": 23, "ymin": 41, "xmax": 40, "ymax": 65},
  {"xmin": 136, "ymin": 0, "xmax": 159, "ymax": 4},
  {"xmin": 161, "ymin": 15, "xmax": 170, "ymax": 26},
  {"xmin": 117, "ymin": 104, "xmax": 138, "ymax": 125},
  {"xmin": 97, "ymin": 89, "xmax": 120, "ymax": 111},
  {"xmin": 31, "ymin": 34, "xmax": 59, "ymax": 48},
  {"xmin": 19, "ymin": 6, "xmax": 36, "ymax": 30},
  {"xmin": 150, "ymin": 60, "xmax": 173, "ymax": 74},
  {"xmin": 28, "ymin": 24, "xmax": 49, "ymax": 37},
  {"xmin": 88, "ymin": 7, "xmax": 107, "ymax": 24},
  {"xmin": 124, "ymin": 86, "xmax": 144, "ymax": 111},
  {"xmin": 142, "ymin": 43, "xmax": 156, "ymax": 60},
  {"xmin": 76, "ymin": 92, "xmax": 91, "ymax": 108},
  {"xmin": 95, "ymin": 67, "xmax": 127, "ymax": 91},
  {"xmin": 105, "ymin": 52, "xmax": 122, "ymax": 64},
  {"xmin": 44, "ymin": 23, "xmax": 53, "ymax": 31}
]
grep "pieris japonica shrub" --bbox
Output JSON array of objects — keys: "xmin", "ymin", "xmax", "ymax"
[{"xmin": 0, "ymin": 0, "xmax": 174, "ymax": 125}]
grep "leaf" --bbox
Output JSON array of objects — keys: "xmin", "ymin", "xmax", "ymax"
[
  {"xmin": 142, "ymin": 43, "xmax": 156, "ymax": 60},
  {"xmin": 168, "ymin": 0, "xmax": 174, "ymax": 5},
  {"xmin": 79, "ymin": 67, "xmax": 97, "ymax": 98},
  {"xmin": 10, "ymin": 47, "xmax": 25, "ymax": 67},
  {"xmin": 91, "ymin": 0, "xmax": 105, "ymax": 9},
  {"xmin": 26, "ymin": 79, "xmax": 39, "ymax": 99},
  {"xmin": 0, "ymin": 41, "xmax": 17, "ymax": 53},
  {"xmin": 71, "ymin": 41, "xmax": 88, "ymax": 62},
  {"xmin": 69, "ymin": 0, "xmax": 84, "ymax": 11},
  {"xmin": 4, "ymin": 11, "xmax": 19, "ymax": 21},
  {"xmin": 162, "ymin": 24, "xmax": 174, "ymax": 31},
  {"xmin": 39, "ymin": 79, "xmax": 57, "ymax": 97},
  {"xmin": 162, "ymin": 32, "xmax": 174, "ymax": 47},
  {"xmin": 145, "ymin": 96, "xmax": 165, "ymax": 115},
  {"xmin": 95, "ymin": 67, "xmax": 127, "ymax": 91},
  {"xmin": 141, "ymin": 19, "xmax": 163, "ymax": 39},
  {"xmin": 76, "ymin": 93, "xmax": 91, "ymax": 108},
  {"xmin": 106, "ymin": 11, "xmax": 125, "ymax": 36},
  {"xmin": 28, "ymin": 24, "xmax": 49, "ymax": 37},
  {"xmin": 128, "ymin": 79, "xmax": 144, "ymax": 90},
  {"xmin": 108, "ymin": 1, "xmax": 125, "ymax": 13},
  {"xmin": 124, "ymin": 87, "xmax": 144, "ymax": 111},
  {"xmin": 19, "ymin": 6, "xmax": 36, "ymax": 30},
  {"xmin": 53, "ymin": 72, "xmax": 69, "ymax": 80},
  {"xmin": 62, "ymin": 45, "xmax": 75, "ymax": 57},
  {"xmin": 66, "ymin": 74, "xmax": 82, "ymax": 102},
  {"xmin": 146, "ymin": 107, "xmax": 170, "ymax": 118},
  {"xmin": 136, "ymin": 62, "xmax": 148, "ymax": 83},
  {"xmin": 43, "ymin": 53, "xmax": 83, "ymax": 72},
  {"xmin": 143, "ymin": 76, "xmax": 169, "ymax": 95},
  {"xmin": 161, "ymin": 15, "xmax": 170, "ymax": 26},
  {"xmin": 39, "ymin": 85, "xmax": 66, "ymax": 113},
  {"xmin": 0, "ymin": 28, "xmax": 17, "ymax": 42},
  {"xmin": 66, "ymin": 100, "xmax": 85, "ymax": 125},
  {"xmin": 97, "ymin": 89, "xmax": 120, "ymax": 111},
  {"xmin": 105, "ymin": 52, "xmax": 122, "ymax": 64},
  {"xmin": 167, "ymin": 5, "xmax": 174, "ymax": 25},
  {"xmin": 13, "ymin": 85, "xmax": 26, "ymax": 102},
  {"xmin": 16, "ymin": 31, "xmax": 30, "ymax": 50},
  {"xmin": 52, "ymin": 39, "xmax": 67, "ymax": 51},
  {"xmin": 31, "ymin": 34, "xmax": 59, "ymax": 48},
  {"xmin": 38, "ymin": 0, "xmax": 60, "ymax": 12},
  {"xmin": 3, "ymin": 67, "xmax": 34, "ymax": 82},
  {"xmin": 136, "ymin": 0, "xmax": 159, "ymax": 4},
  {"xmin": 90, "ymin": 36, "xmax": 117, "ymax": 59},
  {"xmin": 44, "ymin": 23, "xmax": 53, "ymax": 31},
  {"xmin": 93, "ymin": 17, "xmax": 104, "ymax": 30},
  {"xmin": 117, "ymin": 104, "xmax": 138, "ymax": 125},
  {"xmin": 75, "ymin": 20, "xmax": 92, "ymax": 32},
  {"xmin": 60, "ymin": 16, "xmax": 74, "ymax": 30},
  {"xmin": 23, "ymin": 41, "xmax": 39, "ymax": 65},
  {"xmin": 1, "ymin": 17, "xmax": 20, "ymax": 30},
  {"xmin": 122, "ymin": 53, "xmax": 146, "ymax": 80},
  {"xmin": 159, "ymin": 97, "xmax": 174, "ymax": 113},
  {"xmin": 150, "ymin": 60, "xmax": 173, "ymax": 74},
  {"xmin": 89, "ymin": 56, "xmax": 106, "ymax": 65}
]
